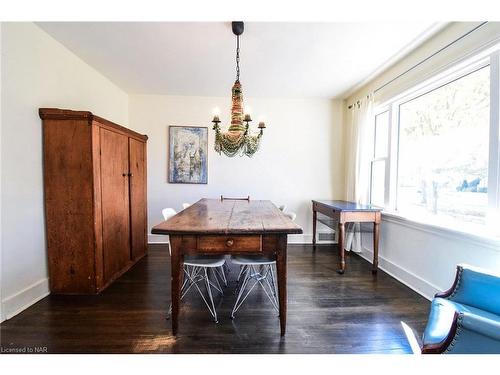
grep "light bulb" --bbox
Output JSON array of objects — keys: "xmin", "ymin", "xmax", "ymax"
[{"xmin": 212, "ymin": 107, "xmax": 221, "ymax": 116}]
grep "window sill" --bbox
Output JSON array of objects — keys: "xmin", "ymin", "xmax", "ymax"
[{"xmin": 380, "ymin": 210, "xmax": 500, "ymax": 251}]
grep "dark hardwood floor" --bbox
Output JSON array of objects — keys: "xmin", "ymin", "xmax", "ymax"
[{"xmin": 0, "ymin": 244, "xmax": 430, "ymax": 354}]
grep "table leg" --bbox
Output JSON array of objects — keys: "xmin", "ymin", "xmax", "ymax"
[
  {"xmin": 312, "ymin": 209, "xmax": 317, "ymax": 250},
  {"xmin": 372, "ymin": 221, "xmax": 380, "ymax": 274},
  {"xmin": 337, "ymin": 222, "xmax": 345, "ymax": 274},
  {"xmin": 169, "ymin": 235, "xmax": 183, "ymax": 335},
  {"xmin": 275, "ymin": 234, "xmax": 288, "ymax": 336}
]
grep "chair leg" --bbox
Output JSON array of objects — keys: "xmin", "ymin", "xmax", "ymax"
[
  {"xmin": 171, "ymin": 265, "xmax": 221, "ymax": 323},
  {"xmin": 209, "ymin": 267, "xmax": 224, "ymax": 295},
  {"xmin": 231, "ymin": 266, "xmax": 253, "ymax": 318},
  {"xmin": 231, "ymin": 265, "xmax": 261, "ymax": 319},
  {"xmin": 268, "ymin": 264, "xmax": 279, "ymax": 311},
  {"xmin": 167, "ymin": 264, "xmax": 192, "ymax": 320},
  {"xmin": 181, "ymin": 266, "xmax": 203, "ymax": 299},
  {"xmin": 258, "ymin": 265, "xmax": 279, "ymax": 312},
  {"xmin": 233, "ymin": 265, "xmax": 248, "ymax": 296},
  {"xmin": 215, "ymin": 265, "xmax": 228, "ymax": 287},
  {"xmin": 236, "ymin": 265, "xmax": 245, "ymax": 282},
  {"xmin": 204, "ymin": 268, "xmax": 218, "ymax": 323},
  {"xmin": 166, "ymin": 303, "xmax": 172, "ymax": 320},
  {"xmin": 231, "ymin": 263, "xmax": 280, "ymax": 319}
]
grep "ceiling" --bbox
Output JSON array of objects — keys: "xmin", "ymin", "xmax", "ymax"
[{"xmin": 37, "ymin": 22, "xmax": 446, "ymax": 99}]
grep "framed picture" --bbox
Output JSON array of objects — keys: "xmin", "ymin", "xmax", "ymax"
[{"xmin": 168, "ymin": 126, "xmax": 208, "ymax": 184}]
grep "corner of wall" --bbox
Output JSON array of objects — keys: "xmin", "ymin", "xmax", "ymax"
[
  {"xmin": 0, "ymin": 22, "xmax": 131, "ymax": 322},
  {"xmin": 1, "ymin": 278, "xmax": 50, "ymax": 322},
  {"xmin": 0, "ymin": 21, "xmax": 4, "ymax": 322}
]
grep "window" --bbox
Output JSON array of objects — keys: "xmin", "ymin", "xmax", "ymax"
[
  {"xmin": 398, "ymin": 66, "xmax": 490, "ymax": 225},
  {"xmin": 370, "ymin": 51, "xmax": 500, "ymax": 236},
  {"xmin": 370, "ymin": 111, "xmax": 389, "ymax": 207}
]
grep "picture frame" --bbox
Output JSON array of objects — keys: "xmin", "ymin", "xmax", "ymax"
[{"xmin": 168, "ymin": 125, "xmax": 208, "ymax": 184}]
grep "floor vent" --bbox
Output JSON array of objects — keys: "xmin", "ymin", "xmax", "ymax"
[{"xmin": 318, "ymin": 231, "xmax": 336, "ymax": 243}]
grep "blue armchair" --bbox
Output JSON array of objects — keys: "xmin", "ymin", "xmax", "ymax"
[{"xmin": 422, "ymin": 264, "xmax": 500, "ymax": 354}]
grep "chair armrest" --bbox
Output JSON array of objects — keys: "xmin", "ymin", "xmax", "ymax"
[
  {"xmin": 437, "ymin": 265, "xmax": 500, "ymax": 316},
  {"xmin": 422, "ymin": 310, "xmax": 500, "ymax": 353},
  {"xmin": 435, "ymin": 265, "xmax": 462, "ymax": 299}
]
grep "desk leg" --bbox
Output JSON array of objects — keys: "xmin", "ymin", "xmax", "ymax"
[
  {"xmin": 275, "ymin": 234, "xmax": 288, "ymax": 336},
  {"xmin": 169, "ymin": 235, "xmax": 183, "ymax": 335},
  {"xmin": 312, "ymin": 209, "xmax": 317, "ymax": 250},
  {"xmin": 337, "ymin": 222, "xmax": 345, "ymax": 274},
  {"xmin": 372, "ymin": 221, "xmax": 380, "ymax": 274}
]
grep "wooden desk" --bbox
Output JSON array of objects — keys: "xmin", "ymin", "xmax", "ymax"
[
  {"xmin": 151, "ymin": 198, "xmax": 303, "ymax": 336},
  {"xmin": 312, "ymin": 200, "xmax": 381, "ymax": 274}
]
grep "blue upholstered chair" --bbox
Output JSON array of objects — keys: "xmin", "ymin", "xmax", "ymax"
[{"xmin": 421, "ymin": 264, "xmax": 500, "ymax": 354}]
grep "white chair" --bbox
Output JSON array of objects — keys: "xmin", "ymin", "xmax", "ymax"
[
  {"xmin": 162, "ymin": 207, "xmax": 177, "ymax": 221},
  {"xmin": 230, "ymin": 211, "xmax": 297, "ymax": 319},
  {"xmin": 182, "ymin": 203, "xmax": 191, "ymax": 210},
  {"xmin": 162, "ymin": 207, "xmax": 226, "ymax": 322}
]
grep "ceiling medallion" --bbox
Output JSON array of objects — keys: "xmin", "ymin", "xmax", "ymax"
[{"xmin": 212, "ymin": 21, "xmax": 266, "ymax": 157}]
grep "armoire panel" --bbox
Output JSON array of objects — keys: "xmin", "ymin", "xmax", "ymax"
[
  {"xmin": 129, "ymin": 138, "xmax": 148, "ymax": 261},
  {"xmin": 42, "ymin": 119, "xmax": 96, "ymax": 293},
  {"xmin": 100, "ymin": 128, "xmax": 131, "ymax": 283}
]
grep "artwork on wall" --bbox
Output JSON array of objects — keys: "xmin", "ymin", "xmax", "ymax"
[{"xmin": 168, "ymin": 126, "xmax": 208, "ymax": 184}]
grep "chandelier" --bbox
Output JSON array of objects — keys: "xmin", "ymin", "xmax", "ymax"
[{"xmin": 212, "ymin": 22, "xmax": 266, "ymax": 157}]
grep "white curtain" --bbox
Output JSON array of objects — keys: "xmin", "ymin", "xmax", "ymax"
[{"xmin": 344, "ymin": 94, "xmax": 374, "ymax": 252}]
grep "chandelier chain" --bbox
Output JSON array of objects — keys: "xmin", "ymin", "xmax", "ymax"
[
  {"xmin": 212, "ymin": 22, "xmax": 265, "ymax": 158},
  {"xmin": 236, "ymin": 35, "xmax": 240, "ymax": 81}
]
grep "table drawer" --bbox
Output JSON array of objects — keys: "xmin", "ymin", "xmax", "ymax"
[{"xmin": 197, "ymin": 235, "xmax": 262, "ymax": 252}]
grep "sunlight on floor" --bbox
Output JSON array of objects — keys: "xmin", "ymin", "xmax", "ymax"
[
  {"xmin": 401, "ymin": 321, "xmax": 421, "ymax": 354},
  {"xmin": 133, "ymin": 335, "xmax": 177, "ymax": 352}
]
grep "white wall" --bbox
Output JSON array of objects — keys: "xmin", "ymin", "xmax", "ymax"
[
  {"xmin": 344, "ymin": 22, "xmax": 500, "ymax": 299},
  {"xmin": 0, "ymin": 22, "xmax": 4, "ymax": 321},
  {"xmin": 0, "ymin": 23, "xmax": 129, "ymax": 321},
  {"xmin": 128, "ymin": 94, "xmax": 344, "ymax": 243},
  {"xmin": 358, "ymin": 219, "xmax": 500, "ymax": 300}
]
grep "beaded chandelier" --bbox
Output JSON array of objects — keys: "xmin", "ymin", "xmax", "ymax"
[{"xmin": 212, "ymin": 22, "xmax": 266, "ymax": 157}]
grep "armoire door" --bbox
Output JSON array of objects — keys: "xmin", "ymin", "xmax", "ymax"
[
  {"xmin": 100, "ymin": 128, "xmax": 131, "ymax": 282},
  {"xmin": 129, "ymin": 138, "xmax": 147, "ymax": 260}
]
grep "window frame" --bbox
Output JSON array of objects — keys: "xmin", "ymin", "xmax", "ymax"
[
  {"xmin": 370, "ymin": 50, "xmax": 500, "ymax": 234},
  {"xmin": 370, "ymin": 108, "xmax": 390, "ymax": 207}
]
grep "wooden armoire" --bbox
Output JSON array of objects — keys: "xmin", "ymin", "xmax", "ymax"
[{"xmin": 40, "ymin": 108, "xmax": 148, "ymax": 294}]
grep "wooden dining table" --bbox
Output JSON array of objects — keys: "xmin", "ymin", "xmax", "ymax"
[{"xmin": 151, "ymin": 198, "xmax": 303, "ymax": 335}]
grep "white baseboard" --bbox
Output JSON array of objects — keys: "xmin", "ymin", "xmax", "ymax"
[
  {"xmin": 148, "ymin": 233, "xmax": 314, "ymax": 245},
  {"xmin": 358, "ymin": 246, "xmax": 439, "ymax": 301},
  {"xmin": 1, "ymin": 278, "xmax": 50, "ymax": 322},
  {"xmin": 287, "ymin": 234, "xmax": 311, "ymax": 244},
  {"xmin": 148, "ymin": 234, "xmax": 169, "ymax": 244}
]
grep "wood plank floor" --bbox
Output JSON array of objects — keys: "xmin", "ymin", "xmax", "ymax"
[{"xmin": 0, "ymin": 244, "xmax": 430, "ymax": 354}]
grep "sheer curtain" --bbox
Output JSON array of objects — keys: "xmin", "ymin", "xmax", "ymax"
[{"xmin": 344, "ymin": 94, "xmax": 374, "ymax": 252}]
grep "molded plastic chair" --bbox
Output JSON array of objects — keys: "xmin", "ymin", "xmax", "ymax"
[
  {"xmin": 230, "ymin": 211, "xmax": 297, "ymax": 319},
  {"xmin": 162, "ymin": 207, "xmax": 226, "ymax": 322},
  {"xmin": 162, "ymin": 208, "xmax": 177, "ymax": 222},
  {"xmin": 421, "ymin": 264, "xmax": 500, "ymax": 354}
]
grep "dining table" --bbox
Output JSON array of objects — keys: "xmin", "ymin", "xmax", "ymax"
[{"xmin": 151, "ymin": 198, "xmax": 303, "ymax": 335}]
